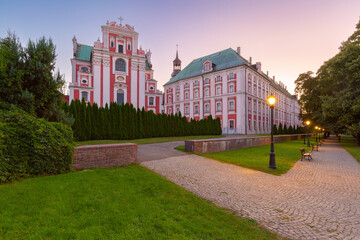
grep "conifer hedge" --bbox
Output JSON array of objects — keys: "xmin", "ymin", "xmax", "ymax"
[
  {"xmin": 64, "ymin": 100, "xmax": 222, "ymax": 141},
  {"xmin": 272, "ymin": 124, "xmax": 305, "ymax": 135}
]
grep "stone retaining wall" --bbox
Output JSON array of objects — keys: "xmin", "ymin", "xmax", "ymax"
[
  {"xmin": 185, "ymin": 134, "xmax": 311, "ymax": 153},
  {"xmin": 73, "ymin": 143, "xmax": 137, "ymax": 169}
]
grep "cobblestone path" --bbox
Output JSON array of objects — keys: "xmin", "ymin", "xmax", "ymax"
[{"xmin": 142, "ymin": 138, "xmax": 360, "ymax": 240}]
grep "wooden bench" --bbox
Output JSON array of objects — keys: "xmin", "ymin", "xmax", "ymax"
[
  {"xmin": 300, "ymin": 148, "xmax": 312, "ymax": 161},
  {"xmin": 311, "ymin": 143, "xmax": 319, "ymax": 151}
]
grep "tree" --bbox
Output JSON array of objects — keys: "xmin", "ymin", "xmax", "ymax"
[
  {"xmin": 294, "ymin": 19, "xmax": 360, "ymax": 145},
  {"xmin": 0, "ymin": 32, "xmax": 66, "ymax": 122}
]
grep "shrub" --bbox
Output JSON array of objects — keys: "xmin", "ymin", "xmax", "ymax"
[{"xmin": 0, "ymin": 104, "xmax": 74, "ymax": 183}]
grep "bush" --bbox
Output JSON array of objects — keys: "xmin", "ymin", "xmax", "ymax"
[{"xmin": 0, "ymin": 104, "xmax": 74, "ymax": 183}]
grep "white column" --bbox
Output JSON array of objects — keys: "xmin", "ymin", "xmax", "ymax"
[
  {"xmin": 131, "ymin": 59, "xmax": 138, "ymax": 107},
  {"xmin": 139, "ymin": 63, "xmax": 146, "ymax": 109},
  {"xmin": 92, "ymin": 57, "xmax": 101, "ymax": 106},
  {"xmin": 103, "ymin": 56, "xmax": 111, "ymax": 105}
]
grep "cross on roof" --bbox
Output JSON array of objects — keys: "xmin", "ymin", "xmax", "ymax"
[{"xmin": 118, "ymin": 17, "xmax": 124, "ymax": 25}]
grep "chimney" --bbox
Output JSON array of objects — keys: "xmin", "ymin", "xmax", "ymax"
[
  {"xmin": 273, "ymin": 76, "xmax": 275, "ymax": 81},
  {"xmin": 266, "ymin": 71, "xmax": 269, "ymax": 76},
  {"xmin": 236, "ymin": 47, "xmax": 241, "ymax": 55},
  {"xmin": 249, "ymin": 57, "xmax": 252, "ymax": 64}
]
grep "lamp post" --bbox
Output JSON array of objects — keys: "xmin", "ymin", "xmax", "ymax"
[
  {"xmin": 268, "ymin": 95, "xmax": 276, "ymax": 169},
  {"xmin": 315, "ymin": 126, "xmax": 318, "ymax": 143},
  {"xmin": 306, "ymin": 121, "xmax": 311, "ymax": 147}
]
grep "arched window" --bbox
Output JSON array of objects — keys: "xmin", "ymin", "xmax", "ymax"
[
  {"xmin": 117, "ymin": 89, "xmax": 124, "ymax": 105},
  {"xmin": 115, "ymin": 58, "xmax": 126, "ymax": 72}
]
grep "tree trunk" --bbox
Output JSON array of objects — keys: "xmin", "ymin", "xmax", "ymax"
[{"xmin": 356, "ymin": 134, "xmax": 360, "ymax": 146}]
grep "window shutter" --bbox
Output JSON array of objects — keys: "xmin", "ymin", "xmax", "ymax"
[{"xmin": 234, "ymin": 73, "xmax": 237, "ymax": 79}]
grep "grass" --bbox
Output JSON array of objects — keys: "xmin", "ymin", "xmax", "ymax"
[
  {"xmin": 75, "ymin": 135, "xmax": 225, "ymax": 146},
  {"xmin": 176, "ymin": 137, "xmax": 317, "ymax": 175},
  {"xmin": 0, "ymin": 165, "xmax": 283, "ymax": 240},
  {"xmin": 339, "ymin": 136, "xmax": 360, "ymax": 163}
]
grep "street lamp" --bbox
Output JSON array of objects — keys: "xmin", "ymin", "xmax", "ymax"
[
  {"xmin": 315, "ymin": 126, "xmax": 318, "ymax": 143},
  {"xmin": 267, "ymin": 95, "xmax": 276, "ymax": 169},
  {"xmin": 306, "ymin": 121, "xmax": 311, "ymax": 147}
]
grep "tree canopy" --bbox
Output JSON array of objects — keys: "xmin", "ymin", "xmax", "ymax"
[
  {"xmin": 295, "ymin": 20, "xmax": 360, "ymax": 144},
  {"xmin": 0, "ymin": 32, "xmax": 68, "ymax": 122}
]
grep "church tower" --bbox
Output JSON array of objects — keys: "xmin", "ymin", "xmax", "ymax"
[{"xmin": 171, "ymin": 46, "xmax": 181, "ymax": 77}]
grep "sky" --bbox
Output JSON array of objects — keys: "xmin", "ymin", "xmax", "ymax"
[{"xmin": 1, "ymin": 0, "xmax": 359, "ymax": 94}]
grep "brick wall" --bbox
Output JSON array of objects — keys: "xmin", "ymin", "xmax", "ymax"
[
  {"xmin": 73, "ymin": 143, "xmax": 137, "ymax": 170},
  {"xmin": 185, "ymin": 134, "xmax": 312, "ymax": 153}
]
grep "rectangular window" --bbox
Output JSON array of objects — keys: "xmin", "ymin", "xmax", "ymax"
[
  {"xmin": 216, "ymin": 86, "xmax": 221, "ymax": 95},
  {"xmin": 118, "ymin": 45, "xmax": 123, "ymax": 53},
  {"xmin": 254, "ymin": 120, "xmax": 257, "ymax": 130},
  {"xmin": 168, "ymin": 95, "xmax": 171, "ymax": 103},
  {"xmin": 216, "ymin": 102, "xmax": 222, "ymax": 112},
  {"xmin": 185, "ymin": 92, "xmax": 189, "ymax": 100},
  {"xmin": 229, "ymin": 120, "xmax": 235, "ymax": 129},
  {"xmin": 194, "ymin": 80, "xmax": 199, "ymax": 86},
  {"xmin": 248, "ymin": 119, "xmax": 251, "ymax": 130},
  {"xmin": 205, "ymin": 88, "xmax": 209, "ymax": 97},
  {"xmin": 149, "ymin": 97, "xmax": 154, "ymax": 106},
  {"xmin": 168, "ymin": 108, "xmax": 172, "ymax": 115},
  {"xmin": 81, "ymin": 92, "xmax": 88, "ymax": 102},
  {"xmin": 229, "ymin": 84, "xmax": 234, "ymax": 93},
  {"xmin": 229, "ymin": 101, "xmax": 235, "ymax": 111},
  {"xmin": 194, "ymin": 105, "xmax": 199, "ymax": 114},
  {"xmin": 204, "ymin": 78, "xmax": 210, "ymax": 84},
  {"xmin": 216, "ymin": 76, "xmax": 221, "ymax": 82},
  {"xmin": 194, "ymin": 90, "xmax": 198, "ymax": 98},
  {"xmin": 229, "ymin": 73, "xmax": 234, "ymax": 79},
  {"xmin": 185, "ymin": 83, "xmax": 189, "ymax": 88},
  {"xmin": 185, "ymin": 106, "xmax": 189, "ymax": 115},
  {"xmin": 176, "ymin": 94, "xmax": 179, "ymax": 101},
  {"xmin": 205, "ymin": 103, "xmax": 209, "ymax": 113}
]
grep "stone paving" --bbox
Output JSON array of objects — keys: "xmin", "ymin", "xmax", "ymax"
[{"xmin": 142, "ymin": 138, "xmax": 360, "ymax": 240}]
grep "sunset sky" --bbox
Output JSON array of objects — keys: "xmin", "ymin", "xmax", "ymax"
[{"xmin": 1, "ymin": 0, "xmax": 359, "ymax": 94}]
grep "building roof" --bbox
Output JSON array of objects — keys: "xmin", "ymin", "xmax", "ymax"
[
  {"xmin": 76, "ymin": 44, "xmax": 93, "ymax": 62},
  {"xmin": 165, "ymin": 48, "xmax": 247, "ymax": 85}
]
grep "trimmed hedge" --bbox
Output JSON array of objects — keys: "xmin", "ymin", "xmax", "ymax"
[
  {"xmin": 0, "ymin": 104, "xmax": 74, "ymax": 183},
  {"xmin": 64, "ymin": 100, "xmax": 222, "ymax": 141}
]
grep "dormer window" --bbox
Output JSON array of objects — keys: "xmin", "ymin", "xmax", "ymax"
[
  {"xmin": 203, "ymin": 61, "xmax": 212, "ymax": 72},
  {"xmin": 80, "ymin": 67, "xmax": 89, "ymax": 73}
]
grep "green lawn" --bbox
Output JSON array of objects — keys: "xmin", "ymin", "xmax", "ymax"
[
  {"xmin": 176, "ymin": 137, "xmax": 317, "ymax": 175},
  {"xmin": 75, "ymin": 135, "xmax": 225, "ymax": 146},
  {"xmin": 339, "ymin": 136, "xmax": 360, "ymax": 163},
  {"xmin": 0, "ymin": 165, "xmax": 283, "ymax": 240}
]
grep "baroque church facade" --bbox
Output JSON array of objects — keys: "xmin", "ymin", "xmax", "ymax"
[
  {"xmin": 69, "ymin": 20, "xmax": 163, "ymax": 114},
  {"xmin": 164, "ymin": 48, "xmax": 301, "ymax": 134}
]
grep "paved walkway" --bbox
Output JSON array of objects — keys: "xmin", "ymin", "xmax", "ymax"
[
  {"xmin": 141, "ymin": 138, "xmax": 360, "ymax": 240},
  {"xmin": 137, "ymin": 141, "xmax": 187, "ymax": 162}
]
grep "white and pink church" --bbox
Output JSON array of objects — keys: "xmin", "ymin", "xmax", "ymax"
[{"xmin": 69, "ymin": 20, "xmax": 163, "ymax": 114}]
